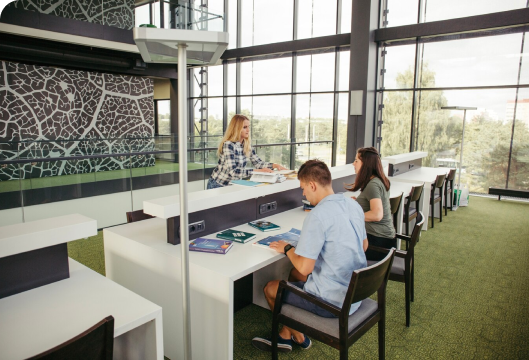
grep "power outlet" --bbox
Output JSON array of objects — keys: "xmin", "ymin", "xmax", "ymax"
[
  {"xmin": 259, "ymin": 201, "xmax": 278, "ymax": 214},
  {"xmin": 189, "ymin": 220, "xmax": 205, "ymax": 235}
]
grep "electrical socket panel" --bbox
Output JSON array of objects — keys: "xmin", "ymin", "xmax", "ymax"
[
  {"xmin": 259, "ymin": 201, "xmax": 277, "ymax": 214},
  {"xmin": 189, "ymin": 220, "xmax": 205, "ymax": 235}
]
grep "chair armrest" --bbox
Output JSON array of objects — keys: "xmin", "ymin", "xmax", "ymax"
[
  {"xmin": 275, "ymin": 281, "xmax": 342, "ymax": 317},
  {"xmin": 395, "ymin": 250, "xmax": 407, "ymax": 258},
  {"xmin": 367, "ymin": 245, "xmax": 390, "ymax": 254},
  {"xmin": 395, "ymin": 233, "xmax": 411, "ymax": 242}
]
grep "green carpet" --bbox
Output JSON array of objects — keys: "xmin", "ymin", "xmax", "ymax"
[{"xmin": 68, "ymin": 196, "xmax": 529, "ymax": 359}]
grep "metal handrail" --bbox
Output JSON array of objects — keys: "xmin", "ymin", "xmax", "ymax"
[{"xmin": 0, "ymin": 140, "xmax": 334, "ymax": 165}]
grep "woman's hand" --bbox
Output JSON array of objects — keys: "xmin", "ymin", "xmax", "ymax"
[
  {"xmin": 254, "ymin": 168, "xmax": 274, "ymax": 173},
  {"xmin": 273, "ymin": 163, "xmax": 288, "ymax": 171}
]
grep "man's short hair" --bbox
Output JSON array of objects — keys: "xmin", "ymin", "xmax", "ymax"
[{"xmin": 297, "ymin": 159, "xmax": 332, "ymax": 187}]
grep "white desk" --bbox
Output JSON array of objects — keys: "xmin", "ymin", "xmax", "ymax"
[
  {"xmin": 382, "ymin": 151, "xmax": 428, "ymax": 165},
  {"xmin": 390, "ymin": 167, "xmax": 452, "ymax": 230},
  {"xmin": 0, "ymin": 259, "xmax": 164, "ymax": 360},
  {"xmin": 105, "ymin": 208, "xmax": 311, "ymax": 360}
]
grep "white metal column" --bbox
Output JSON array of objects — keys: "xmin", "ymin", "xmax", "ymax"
[{"xmin": 177, "ymin": 42, "xmax": 192, "ymax": 360}]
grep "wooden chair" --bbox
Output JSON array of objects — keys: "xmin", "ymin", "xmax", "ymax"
[
  {"xmin": 126, "ymin": 209, "xmax": 154, "ymax": 223},
  {"xmin": 27, "ymin": 316, "xmax": 114, "ymax": 360},
  {"xmin": 271, "ymin": 248, "xmax": 396, "ymax": 360},
  {"xmin": 444, "ymin": 169, "xmax": 457, "ymax": 215},
  {"xmin": 429, "ymin": 174, "xmax": 446, "ymax": 228},
  {"xmin": 403, "ymin": 183, "xmax": 424, "ymax": 237},
  {"xmin": 389, "ymin": 192, "xmax": 403, "ymax": 232},
  {"xmin": 369, "ymin": 212, "xmax": 424, "ymax": 327}
]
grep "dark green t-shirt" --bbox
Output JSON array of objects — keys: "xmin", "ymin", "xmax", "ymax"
[{"xmin": 356, "ymin": 177, "xmax": 396, "ymax": 239}]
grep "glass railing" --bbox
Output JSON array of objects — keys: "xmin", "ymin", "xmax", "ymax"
[
  {"xmin": 135, "ymin": 1, "xmax": 224, "ymax": 32},
  {"xmin": 0, "ymin": 135, "xmax": 333, "ymax": 228}
]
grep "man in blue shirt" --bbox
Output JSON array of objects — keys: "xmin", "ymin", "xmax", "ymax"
[{"xmin": 252, "ymin": 159, "xmax": 368, "ymax": 353}]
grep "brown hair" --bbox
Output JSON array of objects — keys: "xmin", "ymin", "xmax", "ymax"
[
  {"xmin": 346, "ymin": 147, "xmax": 390, "ymax": 192},
  {"xmin": 298, "ymin": 159, "xmax": 332, "ymax": 187}
]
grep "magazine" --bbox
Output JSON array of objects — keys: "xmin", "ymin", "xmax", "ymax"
[{"xmin": 253, "ymin": 228, "xmax": 301, "ymax": 250}]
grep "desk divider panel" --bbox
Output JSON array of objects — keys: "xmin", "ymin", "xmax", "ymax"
[
  {"xmin": 166, "ymin": 174, "xmax": 357, "ymax": 245},
  {"xmin": 388, "ymin": 159, "xmax": 422, "ymax": 177},
  {"xmin": 0, "ymin": 243, "xmax": 69, "ymax": 299}
]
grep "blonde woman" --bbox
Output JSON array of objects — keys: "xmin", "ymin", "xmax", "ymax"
[{"xmin": 207, "ymin": 114, "xmax": 287, "ymax": 189}]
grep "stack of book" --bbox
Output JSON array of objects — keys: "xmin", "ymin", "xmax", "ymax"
[
  {"xmin": 248, "ymin": 220, "xmax": 281, "ymax": 232},
  {"xmin": 302, "ymin": 199, "xmax": 315, "ymax": 211}
]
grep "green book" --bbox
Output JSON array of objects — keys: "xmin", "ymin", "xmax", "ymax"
[
  {"xmin": 248, "ymin": 220, "xmax": 281, "ymax": 232},
  {"xmin": 216, "ymin": 229, "xmax": 257, "ymax": 243}
]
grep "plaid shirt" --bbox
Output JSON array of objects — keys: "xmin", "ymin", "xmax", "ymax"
[{"xmin": 210, "ymin": 141, "xmax": 273, "ymax": 186}]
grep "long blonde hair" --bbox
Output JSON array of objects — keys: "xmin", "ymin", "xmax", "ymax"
[{"xmin": 217, "ymin": 114, "xmax": 252, "ymax": 157}]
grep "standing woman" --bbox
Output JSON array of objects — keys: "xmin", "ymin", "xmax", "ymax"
[
  {"xmin": 346, "ymin": 147, "xmax": 395, "ymax": 260},
  {"xmin": 207, "ymin": 114, "xmax": 287, "ymax": 189}
]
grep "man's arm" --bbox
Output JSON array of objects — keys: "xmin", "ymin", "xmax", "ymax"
[
  {"xmin": 269, "ymin": 240, "xmax": 316, "ymax": 276},
  {"xmin": 363, "ymin": 238, "xmax": 368, "ymax": 252}
]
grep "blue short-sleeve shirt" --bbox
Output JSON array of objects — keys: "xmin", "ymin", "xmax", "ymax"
[{"xmin": 295, "ymin": 194, "xmax": 367, "ymax": 315}]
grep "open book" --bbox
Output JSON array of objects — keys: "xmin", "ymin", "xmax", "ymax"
[{"xmin": 253, "ymin": 228, "xmax": 301, "ymax": 251}]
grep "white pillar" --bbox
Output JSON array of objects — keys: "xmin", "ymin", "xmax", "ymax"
[{"xmin": 177, "ymin": 42, "xmax": 192, "ymax": 360}]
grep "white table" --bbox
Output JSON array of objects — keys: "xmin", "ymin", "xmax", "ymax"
[
  {"xmin": 104, "ymin": 208, "xmax": 312, "ymax": 360},
  {"xmin": 390, "ymin": 167, "xmax": 452, "ymax": 230},
  {"xmin": 0, "ymin": 259, "xmax": 164, "ymax": 360}
]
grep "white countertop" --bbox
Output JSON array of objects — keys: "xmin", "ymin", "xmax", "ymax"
[
  {"xmin": 0, "ymin": 214, "xmax": 97, "ymax": 258},
  {"xmin": 382, "ymin": 152, "xmax": 428, "ymax": 164},
  {"xmin": 106, "ymin": 207, "xmax": 310, "ymax": 281},
  {"xmin": 390, "ymin": 166, "xmax": 450, "ymax": 182},
  {"xmin": 0, "ymin": 259, "xmax": 162, "ymax": 359},
  {"xmin": 143, "ymin": 164, "xmax": 355, "ymax": 219}
]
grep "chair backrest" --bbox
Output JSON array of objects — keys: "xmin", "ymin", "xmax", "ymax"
[
  {"xmin": 446, "ymin": 168, "xmax": 456, "ymax": 182},
  {"xmin": 126, "ymin": 210, "xmax": 154, "ymax": 223},
  {"xmin": 409, "ymin": 183, "xmax": 424, "ymax": 203},
  {"xmin": 344, "ymin": 248, "xmax": 395, "ymax": 311},
  {"xmin": 389, "ymin": 193, "xmax": 403, "ymax": 229},
  {"xmin": 434, "ymin": 174, "xmax": 446, "ymax": 189},
  {"xmin": 404, "ymin": 212, "xmax": 425, "ymax": 261},
  {"xmin": 28, "ymin": 316, "xmax": 114, "ymax": 360},
  {"xmin": 389, "ymin": 193, "xmax": 403, "ymax": 216}
]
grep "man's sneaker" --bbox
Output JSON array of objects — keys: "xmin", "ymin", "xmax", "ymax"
[
  {"xmin": 292, "ymin": 334, "xmax": 312, "ymax": 350},
  {"xmin": 252, "ymin": 335, "xmax": 293, "ymax": 353}
]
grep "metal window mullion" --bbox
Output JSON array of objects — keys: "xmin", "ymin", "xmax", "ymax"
[
  {"xmin": 160, "ymin": 0, "xmax": 164, "ymax": 28},
  {"xmin": 236, "ymin": 58, "xmax": 241, "ymax": 113},
  {"xmin": 236, "ymin": 0, "xmax": 242, "ymax": 48},
  {"xmin": 331, "ymin": 48, "xmax": 339, "ymax": 166},
  {"xmin": 376, "ymin": 44, "xmax": 387, "ymax": 151},
  {"xmin": 336, "ymin": 0, "xmax": 342, "ymax": 35},
  {"xmin": 223, "ymin": 60, "xmax": 228, "ymax": 132},
  {"xmin": 505, "ymin": 28, "xmax": 526, "ymax": 188},
  {"xmin": 290, "ymin": 52, "xmax": 297, "ymax": 169},
  {"xmin": 409, "ymin": 38, "xmax": 421, "ymax": 153}
]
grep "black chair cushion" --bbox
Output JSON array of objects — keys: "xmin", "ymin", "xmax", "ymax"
[
  {"xmin": 368, "ymin": 257, "xmax": 405, "ymax": 276},
  {"xmin": 280, "ymin": 298, "xmax": 378, "ymax": 338}
]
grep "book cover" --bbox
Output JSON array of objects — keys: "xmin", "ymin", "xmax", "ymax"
[
  {"xmin": 248, "ymin": 220, "xmax": 281, "ymax": 232},
  {"xmin": 230, "ymin": 179, "xmax": 263, "ymax": 187},
  {"xmin": 216, "ymin": 229, "xmax": 256, "ymax": 243},
  {"xmin": 253, "ymin": 228, "xmax": 301, "ymax": 250},
  {"xmin": 189, "ymin": 238, "xmax": 233, "ymax": 254},
  {"xmin": 277, "ymin": 169, "xmax": 295, "ymax": 175},
  {"xmin": 302, "ymin": 199, "xmax": 315, "ymax": 211}
]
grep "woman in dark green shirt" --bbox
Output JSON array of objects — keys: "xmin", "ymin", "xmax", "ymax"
[{"xmin": 346, "ymin": 147, "xmax": 396, "ymax": 261}]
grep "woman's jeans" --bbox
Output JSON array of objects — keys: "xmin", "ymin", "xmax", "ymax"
[{"xmin": 207, "ymin": 178, "xmax": 224, "ymax": 189}]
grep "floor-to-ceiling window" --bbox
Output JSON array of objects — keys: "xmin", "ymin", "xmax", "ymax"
[
  {"xmin": 377, "ymin": 0, "xmax": 529, "ymax": 193},
  {"xmin": 188, "ymin": 0, "xmax": 353, "ymax": 169}
]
